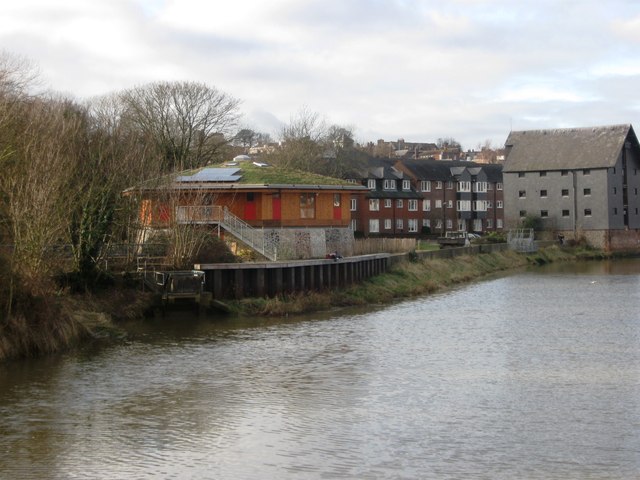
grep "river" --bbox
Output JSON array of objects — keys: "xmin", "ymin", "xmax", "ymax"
[{"xmin": 2, "ymin": 260, "xmax": 640, "ymax": 479}]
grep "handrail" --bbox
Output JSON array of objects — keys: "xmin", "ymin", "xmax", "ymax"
[{"xmin": 175, "ymin": 205, "xmax": 277, "ymax": 260}]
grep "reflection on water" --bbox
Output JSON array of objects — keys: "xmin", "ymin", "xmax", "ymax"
[{"xmin": 2, "ymin": 259, "xmax": 640, "ymax": 479}]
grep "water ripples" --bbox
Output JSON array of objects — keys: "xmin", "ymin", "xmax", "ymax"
[{"xmin": 2, "ymin": 261, "xmax": 640, "ymax": 478}]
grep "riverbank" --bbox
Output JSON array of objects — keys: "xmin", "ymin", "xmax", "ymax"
[
  {"xmin": 0, "ymin": 244, "xmax": 616, "ymax": 361},
  {"xmin": 227, "ymin": 244, "xmax": 612, "ymax": 316}
]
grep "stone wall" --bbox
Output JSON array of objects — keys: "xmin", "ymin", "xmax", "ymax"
[{"xmin": 267, "ymin": 227, "xmax": 354, "ymax": 260}]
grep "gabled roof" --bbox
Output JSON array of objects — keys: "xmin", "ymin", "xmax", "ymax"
[
  {"xmin": 503, "ymin": 124, "xmax": 637, "ymax": 173},
  {"xmin": 398, "ymin": 158, "xmax": 481, "ymax": 181}
]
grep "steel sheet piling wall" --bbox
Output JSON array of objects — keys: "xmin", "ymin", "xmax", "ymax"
[{"xmin": 195, "ymin": 254, "xmax": 390, "ymax": 300}]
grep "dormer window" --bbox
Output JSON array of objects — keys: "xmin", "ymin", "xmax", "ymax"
[
  {"xmin": 368, "ymin": 179, "xmax": 376, "ymax": 190},
  {"xmin": 402, "ymin": 179, "xmax": 411, "ymax": 190},
  {"xmin": 383, "ymin": 179, "xmax": 397, "ymax": 190}
]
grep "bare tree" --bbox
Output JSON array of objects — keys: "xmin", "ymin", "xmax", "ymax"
[{"xmin": 119, "ymin": 81, "xmax": 241, "ymax": 171}]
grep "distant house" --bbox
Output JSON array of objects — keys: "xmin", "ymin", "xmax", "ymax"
[
  {"xmin": 125, "ymin": 162, "xmax": 367, "ymax": 260},
  {"xmin": 502, "ymin": 124, "xmax": 640, "ymax": 250}
]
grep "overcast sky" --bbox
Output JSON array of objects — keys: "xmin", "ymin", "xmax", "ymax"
[{"xmin": 2, "ymin": 0, "xmax": 640, "ymax": 149}]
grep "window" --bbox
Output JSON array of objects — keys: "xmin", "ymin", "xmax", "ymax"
[
  {"xmin": 583, "ymin": 188, "xmax": 591, "ymax": 196},
  {"xmin": 457, "ymin": 181, "xmax": 471, "ymax": 192},
  {"xmin": 497, "ymin": 219, "xmax": 503, "ymax": 229},
  {"xmin": 446, "ymin": 219, "xmax": 453, "ymax": 229},
  {"xmin": 408, "ymin": 219, "xmax": 418, "ymax": 232},
  {"xmin": 613, "ymin": 187, "xmax": 617, "ymax": 195},
  {"xmin": 540, "ymin": 189, "xmax": 547, "ymax": 198},
  {"xmin": 562, "ymin": 209, "xmax": 570, "ymax": 217},
  {"xmin": 435, "ymin": 199, "xmax": 442, "ymax": 208},
  {"xmin": 487, "ymin": 183, "xmax": 493, "ymax": 191},
  {"xmin": 486, "ymin": 219, "xmax": 493, "ymax": 228},
  {"xmin": 402, "ymin": 180, "xmax": 411, "ymax": 190},
  {"xmin": 497, "ymin": 200, "xmax": 503, "ymax": 208},
  {"xmin": 369, "ymin": 199, "xmax": 380, "ymax": 211},
  {"xmin": 540, "ymin": 171, "xmax": 547, "ymax": 177},
  {"xmin": 383, "ymin": 179, "xmax": 396, "ymax": 190},
  {"xmin": 350, "ymin": 198, "xmax": 357, "ymax": 211},
  {"xmin": 367, "ymin": 179, "xmax": 376, "ymax": 189},
  {"xmin": 518, "ymin": 172, "xmax": 525, "ymax": 178},
  {"xmin": 447, "ymin": 200, "xmax": 453, "ymax": 208},
  {"xmin": 486, "ymin": 201, "xmax": 493, "ymax": 209},
  {"xmin": 369, "ymin": 219, "xmax": 379, "ymax": 233},
  {"xmin": 421, "ymin": 180, "xmax": 431, "ymax": 192},
  {"xmin": 350, "ymin": 219, "xmax": 357, "ymax": 230},
  {"xmin": 435, "ymin": 181, "xmax": 443, "ymax": 189},
  {"xmin": 583, "ymin": 169, "xmax": 591, "ymax": 175},
  {"xmin": 333, "ymin": 194, "xmax": 341, "ymax": 207},
  {"xmin": 384, "ymin": 199, "xmax": 392, "ymax": 208},
  {"xmin": 457, "ymin": 200, "xmax": 471, "ymax": 211},
  {"xmin": 423, "ymin": 219, "xmax": 430, "ymax": 228},
  {"xmin": 408, "ymin": 199, "xmax": 418, "ymax": 211},
  {"xmin": 473, "ymin": 200, "xmax": 487, "ymax": 211},
  {"xmin": 396, "ymin": 219, "xmax": 403, "ymax": 230},
  {"xmin": 519, "ymin": 190, "xmax": 526, "ymax": 198},
  {"xmin": 473, "ymin": 182, "xmax": 487, "ymax": 193},
  {"xmin": 300, "ymin": 193, "xmax": 316, "ymax": 219},
  {"xmin": 561, "ymin": 170, "xmax": 568, "ymax": 176},
  {"xmin": 519, "ymin": 210, "xmax": 527, "ymax": 217},
  {"xmin": 436, "ymin": 219, "xmax": 443, "ymax": 229},
  {"xmin": 562, "ymin": 189, "xmax": 569, "ymax": 197},
  {"xmin": 396, "ymin": 199, "xmax": 403, "ymax": 209},
  {"xmin": 422, "ymin": 199, "xmax": 431, "ymax": 211},
  {"xmin": 497, "ymin": 182, "xmax": 503, "ymax": 190},
  {"xmin": 384, "ymin": 219, "xmax": 392, "ymax": 230},
  {"xmin": 584, "ymin": 208, "xmax": 592, "ymax": 216},
  {"xmin": 446, "ymin": 181, "xmax": 453, "ymax": 189},
  {"xmin": 541, "ymin": 210, "xmax": 548, "ymax": 218}
]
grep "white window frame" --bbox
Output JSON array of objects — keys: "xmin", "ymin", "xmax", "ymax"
[
  {"xmin": 402, "ymin": 179, "xmax": 411, "ymax": 191},
  {"xmin": 408, "ymin": 218, "xmax": 418, "ymax": 232},
  {"xmin": 422, "ymin": 199, "xmax": 431, "ymax": 211},
  {"xmin": 384, "ymin": 199, "xmax": 392, "ymax": 208},
  {"xmin": 421, "ymin": 180, "xmax": 431, "ymax": 192},
  {"xmin": 497, "ymin": 219, "xmax": 503, "ymax": 229},
  {"xmin": 446, "ymin": 219, "xmax": 453, "ymax": 229},
  {"xmin": 396, "ymin": 199, "xmax": 403, "ymax": 209},
  {"xmin": 435, "ymin": 199, "xmax": 442, "ymax": 209},
  {"xmin": 435, "ymin": 181, "xmax": 443, "ymax": 189},
  {"xmin": 383, "ymin": 179, "xmax": 396, "ymax": 190},
  {"xmin": 368, "ymin": 179, "xmax": 376, "ymax": 190},
  {"xmin": 423, "ymin": 219, "xmax": 430, "ymax": 228},
  {"xmin": 456, "ymin": 200, "xmax": 471, "ymax": 212},
  {"xmin": 497, "ymin": 182, "xmax": 503, "ymax": 190},
  {"xmin": 408, "ymin": 199, "xmax": 418, "ymax": 211},
  {"xmin": 369, "ymin": 219, "xmax": 379, "ymax": 233},
  {"xmin": 384, "ymin": 219, "xmax": 392, "ymax": 230},
  {"xmin": 457, "ymin": 181, "xmax": 471, "ymax": 192},
  {"xmin": 497, "ymin": 200, "xmax": 503, "ymax": 209},
  {"xmin": 396, "ymin": 219, "xmax": 403, "ymax": 230},
  {"xmin": 350, "ymin": 198, "xmax": 357, "ymax": 211},
  {"xmin": 473, "ymin": 200, "xmax": 487, "ymax": 212},
  {"xmin": 369, "ymin": 199, "xmax": 380, "ymax": 211}
]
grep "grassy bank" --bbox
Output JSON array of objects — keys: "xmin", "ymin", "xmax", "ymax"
[
  {"xmin": 230, "ymin": 245, "xmax": 611, "ymax": 317},
  {"xmin": 0, "ymin": 244, "xmax": 614, "ymax": 361},
  {"xmin": 0, "ymin": 283, "xmax": 153, "ymax": 362}
]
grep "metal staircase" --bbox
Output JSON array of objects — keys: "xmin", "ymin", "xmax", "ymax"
[{"xmin": 176, "ymin": 205, "xmax": 278, "ymax": 261}]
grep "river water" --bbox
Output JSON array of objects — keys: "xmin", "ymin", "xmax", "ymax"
[{"xmin": 2, "ymin": 260, "xmax": 640, "ymax": 479}]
